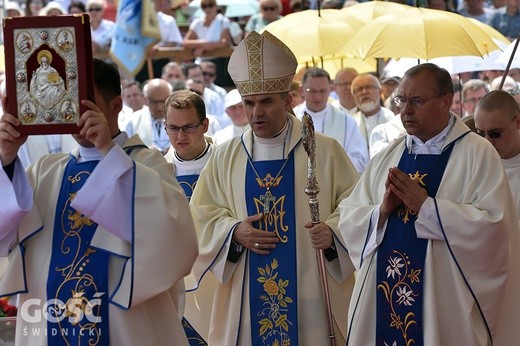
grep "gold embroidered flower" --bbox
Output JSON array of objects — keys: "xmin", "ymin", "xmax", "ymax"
[
  {"xmin": 407, "ymin": 268, "xmax": 421, "ymax": 284},
  {"xmin": 264, "ymin": 279, "xmax": 279, "ymax": 296}
]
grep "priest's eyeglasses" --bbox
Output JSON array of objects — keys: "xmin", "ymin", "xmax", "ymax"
[
  {"xmin": 393, "ymin": 94, "xmax": 444, "ymax": 108},
  {"xmin": 476, "ymin": 115, "xmax": 518, "ymax": 139},
  {"xmin": 165, "ymin": 121, "xmax": 203, "ymax": 135}
]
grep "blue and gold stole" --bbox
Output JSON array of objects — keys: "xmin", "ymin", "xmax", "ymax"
[
  {"xmin": 46, "ymin": 157, "xmax": 109, "ymax": 346},
  {"xmin": 176, "ymin": 174, "xmax": 199, "ymax": 200},
  {"xmin": 245, "ymin": 153, "xmax": 298, "ymax": 346},
  {"xmin": 375, "ymin": 140, "xmax": 458, "ymax": 345},
  {"xmin": 177, "ymin": 172, "xmax": 208, "ymax": 346}
]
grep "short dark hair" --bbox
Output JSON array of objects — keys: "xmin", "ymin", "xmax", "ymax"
[
  {"xmin": 123, "ymin": 80, "xmax": 141, "ymax": 91},
  {"xmin": 302, "ymin": 67, "xmax": 331, "ymax": 85},
  {"xmin": 93, "ymin": 58, "xmax": 121, "ymax": 104},
  {"xmin": 405, "ymin": 63, "xmax": 453, "ymax": 95},
  {"xmin": 164, "ymin": 89, "xmax": 206, "ymax": 122},
  {"xmin": 68, "ymin": 0, "xmax": 85, "ymax": 12},
  {"xmin": 182, "ymin": 62, "xmax": 201, "ymax": 79}
]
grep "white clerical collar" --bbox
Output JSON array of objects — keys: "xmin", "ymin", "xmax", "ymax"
[
  {"xmin": 78, "ymin": 131, "xmax": 128, "ymax": 162},
  {"xmin": 304, "ymin": 104, "xmax": 327, "ymax": 118},
  {"xmin": 174, "ymin": 143, "xmax": 213, "ymax": 176},
  {"xmin": 303, "ymin": 105, "xmax": 328, "ymax": 132},
  {"xmin": 406, "ymin": 115, "xmax": 455, "ymax": 155},
  {"xmin": 252, "ymin": 118, "xmax": 291, "ymax": 161}
]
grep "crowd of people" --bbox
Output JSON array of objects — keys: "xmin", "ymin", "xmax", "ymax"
[{"xmin": 1, "ymin": 0, "xmax": 520, "ymax": 345}]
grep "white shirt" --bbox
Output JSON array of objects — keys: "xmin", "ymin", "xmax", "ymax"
[
  {"xmin": 503, "ymin": 153, "xmax": 520, "ymax": 220},
  {"xmin": 157, "ymin": 11, "xmax": 183, "ymax": 45}
]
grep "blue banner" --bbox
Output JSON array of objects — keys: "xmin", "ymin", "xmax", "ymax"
[{"xmin": 109, "ymin": 0, "xmax": 158, "ymax": 77}]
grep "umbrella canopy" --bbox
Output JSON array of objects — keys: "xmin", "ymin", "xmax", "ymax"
[
  {"xmin": 342, "ymin": 7, "xmax": 503, "ymax": 60},
  {"xmin": 189, "ymin": 0, "xmax": 259, "ymax": 18},
  {"xmin": 340, "ymin": 1, "xmax": 411, "ymax": 23},
  {"xmin": 496, "ymin": 39, "xmax": 520, "ymax": 69},
  {"xmin": 262, "ymin": 9, "xmax": 362, "ymax": 63},
  {"xmin": 383, "ymin": 40, "xmax": 509, "ymax": 76},
  {"xmin": 467, "ymin": 18, "xmax": 510, "ymax": 45},
  {"xmin": 298, "ymin": 55, "xmax": 377, "ymax": 78}
]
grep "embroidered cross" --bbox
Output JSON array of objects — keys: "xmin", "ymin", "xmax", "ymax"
[{"xmin": 260, "ymin": 189, "xmax": 276, "ymax": 215}]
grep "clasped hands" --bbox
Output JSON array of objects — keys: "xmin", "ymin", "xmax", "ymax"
[
  {"xmin": 233, "ymin": 213, "xmax": 333, "ymax": 255},
  {"xmin": 378, "ymin": 167, "xmax": 429, "ymax": 228}
]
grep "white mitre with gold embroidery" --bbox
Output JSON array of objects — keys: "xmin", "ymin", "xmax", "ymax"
[{"xmin": 228, "ymin": 31, "xmax": 298, "ymax": 96}]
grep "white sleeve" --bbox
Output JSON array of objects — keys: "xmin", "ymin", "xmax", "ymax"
[
  {"xmin": 0, "ymin": 158, "xmax": 33, "ymax": 251},
  {"xmin": 344, "ymin": 116, "xmax": 369, "ymax": 174},
  {"xmin": 414, "ymin": 196, "xmax": 444, "ymax": 241}
]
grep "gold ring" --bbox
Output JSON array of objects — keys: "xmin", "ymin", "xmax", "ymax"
[{"xmin": 254, "ymin": 243, "xmax": 259, "ymax": 249}]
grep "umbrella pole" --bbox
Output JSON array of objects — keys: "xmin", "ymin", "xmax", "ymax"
[
  {"xmin": 458, "ymin": 74, "xmax": 463, "ymax": 117},
  {"xmin": 499, "ymin": 32, "xmax": 520, "ymax": 90}
]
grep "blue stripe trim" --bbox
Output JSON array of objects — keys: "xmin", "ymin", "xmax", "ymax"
[
  {"xmin": 433, "ymin": 198, "xmax": 492, "ymax": 342},
  {"xmin": 186, "ymin": 222, "xmax": 240, "ymax": 293},
  {"xmin": 109, "ymin": 259, "xmax": 130, "ymax": 310},
  {"xmin": 346, "ymin": 252, "xmax": 375, "ymax": 345},
  {"xmin": 359, "ymin": 209, "xmax": 374, "ymax": 268},
  {"xmin": 15, "ymin": 225, "xmax": 45, "ymax": 297},
  {"xmin": 128, "ymin": 160, "xmax": 136, "ymax": 308},
  {"xmin": 235, "ymin": 251, "xmax": 249, "ymax": 346},
  {"xmin": 109, "ymin": 161, "xmax": 136, "ymax": 310}
]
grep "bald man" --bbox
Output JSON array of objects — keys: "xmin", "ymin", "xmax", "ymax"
[
  {"xmin": 332, "ymin": 68, "xmax": 359, "ymax": 115},
  {"xmin": 474, "ymin": 89, "xmax": 520, "ymax": 346},
  {"xmin": 474, "ymin": 90, "xmax": 520, "ymax": 217},
  {"xmin": 125, "ymin": 78, "xmax": 173, "ymax": 153}
]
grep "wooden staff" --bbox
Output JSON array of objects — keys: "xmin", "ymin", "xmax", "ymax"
[{"xmin": 302, "ymin": 112, "xmax": 336, "ymax": 346}]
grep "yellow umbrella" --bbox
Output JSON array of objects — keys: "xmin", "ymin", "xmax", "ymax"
[
  {"xmin": 298, "ymin": 55, "xmax": 376, "ymax": 78},
  {"xmin": 261, "ymin": 9, "xmax": 362, "ymax": 63},
  {"xmin": 467, "ymin": 18, "xmax": 510, "ymax": 45},
  {"xmin": 342, "ymin": 7, "xmax": 503, "ymax": 60},
  {"xmin": 341, "ymin": 1, "xmax": 411, "ymax": 23}
]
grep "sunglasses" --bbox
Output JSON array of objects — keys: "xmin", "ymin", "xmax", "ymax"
[
  {"xmin": 202, "ymin": 71, "xmax": 215, "ymax": 78},
  {"xmin": 262, "ymin": 6, "xmax": 276, "ymax": 11},
  {"xmin": 201, "ymin": 3, "xmax": 215, "ymax": 9},
  {"xmin": 476, "ymin": 115, "xmax": 518, "ymax": 139},
  {"xmin": 88, "ymin": 6, "xmax": 102, "ymax": 12}
]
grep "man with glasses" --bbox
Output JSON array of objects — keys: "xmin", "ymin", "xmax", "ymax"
[
  {"xmin": 200, "ymin": 61, "xmax": 227, "ymax": 103},
  {"xmin": 164, "ymin": 89, "xmax": 212, "ymax": 200},
  {"xmin": 125, "ymin": 78, "xmax": 173, "ymax": 154},
  {"xmin": 473, "ymin": 90, "xmax": 520, "ymax": 344},
  {"xmin": 339, "ymin": 63, "xmax": 520, "ymax": 345},
  {"xmin": 351, "ymin": 73, "xmax": 395, "ymax": 150},
  {"xmin": 294, "ymin": 67, "xmax": 368, "ymax": 174},
  {"xmin": 182, "ymin": 63, "xmax": 226, "ymax": 123},
  {"xmin": 475, "ymin": 90, "xmax": 520, "ymax": 214}
]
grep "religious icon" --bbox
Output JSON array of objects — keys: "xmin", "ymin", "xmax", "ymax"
[
  {"xmin": 4, "ymin": 14, "xmax": 93, "ymax": 134},
  {"xmin": 57, "ymin": 29, "xmax": 73, "ymax": 51},
  {"xmin": 29, "ymin": 49, "xmax": 66, "ymax": 110},
  {"xmin": 60, "ymin": 100, "xmax": 77, "ymax": 121},
  {"xmin": 16, "ymin": 32, "xmax": 32, "ymax": 53},
  {"xmin": 20, "ymin": 102, "xmax": 36, "ymax": 123}
]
